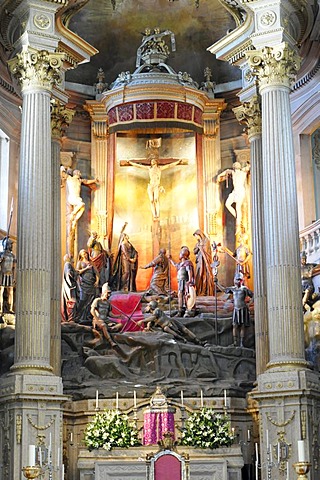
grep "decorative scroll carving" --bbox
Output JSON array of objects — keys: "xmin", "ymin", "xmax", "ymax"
[
  {"xmin": 8, "ymin": 47, "xmax": 65, "ymax": 91},
  {"xmin": 50, "ymin": 99, "xmax": 75, "ymax": 139},
  {"xmin": 246, "ymin": 43, "xmax": 301, "ymax": 89},
  {"xmin": 233, "ymin": 95, "xmax": 262, "ymax": 140}
]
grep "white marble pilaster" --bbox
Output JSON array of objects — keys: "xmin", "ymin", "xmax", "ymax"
[
  {"xmin": 233, "ymin": 97, "xmax": 268, "ymax": 376},
  {"xmin": 51, "ymin": 101, "xmax": 75, "ymax": 375}
]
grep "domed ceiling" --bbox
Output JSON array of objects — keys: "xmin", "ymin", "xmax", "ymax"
[{"xmin": 66, "ymin": 0, "xmax": 242, "ymax": 88}]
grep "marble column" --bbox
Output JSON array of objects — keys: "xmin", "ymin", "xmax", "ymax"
[
  {"xmin": 8, "ymin": 47, "xmax": 64, "ymax": 372},
  {"xmin": 4, "ymin": 46, "xmax": 66, "ymax": 478},
  {"xmin": 50, "ymin": 100, "xmax": 75, "ymax": 375},
  {"xmin": 233, "ymin": 96, "xmax": 269, "ymax": 375},
  {"xmin": 247, "ymin": 44, "xmax": 306, "ymax": 368},
  {"xmin": 246, "ymin": 44, "xmax": 320, "ymax": 477}
]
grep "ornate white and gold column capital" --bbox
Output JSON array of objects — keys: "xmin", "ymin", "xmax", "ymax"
[
  {"xmin": 233, "ymin": 95, "xmax": 262, "ymax": 141},
  {"xmin": 8, "ymin": 46, "xmax": 65, "ymax": 92},
  {"xmin": 246, "ymin": 43, "xmax": 301, "ymax": 91},
  {"xmin": 50, "ymin": 99, "xmax": 75, "ymax": 139}
]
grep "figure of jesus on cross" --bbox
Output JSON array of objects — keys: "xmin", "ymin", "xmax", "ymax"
[{"xmin": 125, "ymin": 138, "xmax": 185, "ymax": 220}]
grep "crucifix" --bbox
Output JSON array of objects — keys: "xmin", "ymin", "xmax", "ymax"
[{"xmin": 120, "ymin": 138, "xmax": 188, "ymax": 221}]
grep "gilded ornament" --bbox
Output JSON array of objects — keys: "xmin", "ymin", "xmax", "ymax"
[{"xmin": 33, "ymin": 13, "xmax": 51, "ymax": 30}]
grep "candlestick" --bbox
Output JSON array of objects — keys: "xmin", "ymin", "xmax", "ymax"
[
  {"xmin": 95, "ymin": 389, "xmax": 99, "ymax": 409},
  {"xmin": 22, "ymin": 466, "xmax": 41, "ymax": 479},
  {"xmin": 224, "ymin": 389, "xmax": 227, "ymax": 407},
  {"xmin": 133, "ymin": 390, "xmax": 137, "ymax": 408},
  {"xmin": 200, "ymin": 390, "xmax": 203, "ymax": 408},
  {"xmin": 297, "ymin": 440, "xmax": 306, "ymax": 462},
  {"xmin": 180, "ymin": 390, "xmax": 184, "ymax": 407},
  {"xmin": 28, "ymin": 445, "xmax": 36, "ymax": 467},
  {"xmin": 116, "ymin": 391, "xmax": 119, "ymax": 410}
]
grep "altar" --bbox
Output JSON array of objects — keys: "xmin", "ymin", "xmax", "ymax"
[{"xmin": 77, "ymin": 445, "xmax": 244, "ymax": 480}]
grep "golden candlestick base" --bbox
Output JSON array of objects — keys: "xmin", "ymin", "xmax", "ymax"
[
  {"xmin": 22, "ymin": 466, "xmax": 42, "ymax": 479},
  {"xmin": 293, "ymin": 462, "xmax": 311, "ymax": 479}
]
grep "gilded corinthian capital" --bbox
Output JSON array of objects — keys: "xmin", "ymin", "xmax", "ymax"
[
  {"xmin": 8, "ymin": 46, "xmax": 65, "ymax": 91},
  {"xmin": 233, "ymin": 95, "xmax": 262, "ymax": 140},
  {"xmin": 50, "ymin": 99, "xmax": 75, "ymax": 139},
  {"xmin": 246, "ymin": 42, "xmax": 301, "ymax": 90}
]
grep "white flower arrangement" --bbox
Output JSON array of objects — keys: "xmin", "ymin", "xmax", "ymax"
[
  {"xmin": 181, "ymin": 408, "xmax": 234, "ymax": 449},
  {"xmin": 84, "ymin": 409, "xmax": 140, "ymax": 451}
]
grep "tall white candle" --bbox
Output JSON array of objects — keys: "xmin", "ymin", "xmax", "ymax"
[
  {"xmin": 28, "ymin": 445, "xmax": 36, "ymax": 467},
  {"xmin": 255, "ymin": 442, "xmax": 259, "ymax": 462},
  {"xmin": 297, "ymin": 440, "xmax": 306, "ymax": 462},
  {"xmin": 48, "ymin": 433, "xmax": 52, "ymax": 460},
  {"xmin": 57, "ymin": 447, "xmax": 60, "ymax": 467},
  {"xmin": 62, "ymin": 464, "xmax": 65, "ymax": 480},
  {"xmin": 255, "ymin": 460, "xmax": 258, "ymax": 480},
  {"xmin": 277, "ymin": 442, "xmax": 281, "ymax": 461},
  {"xmin": 70, "ymin": 432, "xmax": 73, "ymax": 443},
  {"xmin": 116, "ymin": 391, "xmax": 119, "ymax": 410},
  {"xmin": 133, "ymin": 390, "xmax": 137, "ymax": 408},
  {"xmin": 180, "ymin": 390, "xmax": 184, "ymax": 407},
  {"xmin": 39, "ymin": 447, "xmax": 42, "ymax": 467},
  {"xmin": 95, "ymin": 390, "xmax": 99, "ymax": 409},
  {"xmin": 247, "ymin": 429, "xmax": 251, "ymax": 442},
  {"xmin": 200, "ymin": 390, "xmax": 203, "ymax": 408},
  {"xmin": 224, "ymin": 389, "xmax": 227, "ymax": 407},
  {"xmin": 286, "ymin": 461, "xmax": 289, "ymax": 480}
]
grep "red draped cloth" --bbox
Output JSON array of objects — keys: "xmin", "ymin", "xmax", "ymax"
[
  {"xmin": 155, "ymin": 455, "xmax": 181, "ymax": 480},
  {"xmin": 143, "ymin": 408, "xmax": 175, "ymax": 445},
  {"xmin": 109, "ymin": 292, "xmax": 144, "ymax": 332}
]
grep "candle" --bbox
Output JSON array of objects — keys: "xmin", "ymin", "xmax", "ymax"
[
  {"xmin": 266, "ymin": 429, "xmax": 269, "ymax": 450},
  {"xmin": 39, "ymin": 447, "xmax": 42, "ymax": 467},
  {"xmin": 200, "ymin": 390, "xmax": 203, "ymax": 408},
  {"xmin": 28, "ymin": 445, "xmax": 36, "ymax": 467},
  {"xmin": 70, "ymin": 432, "xmax": 73, "ymax": 443},
  {"xmin": 247, "ymin": 429, "xmax": 251, "ymax": 442},
  {"xmin": 224, "ymin": 389, "xmax": 227, "ymax": 407},
  {"xmin": 255, "ymin": 442, "xmax": 259, "ymax": 462},
  {"xmin": 277, "ymin": 442, "xmax": 281, "ymax": 461},
  {"xmin": 255, "ymin": 460, "xmax": 258, "ymax": 480},
  {"xmin": 133, "ymin": 390, "xmax": 137, "ymax": 408},
  {"xmin": 57, "ymin": 447, "xmax": 60, "ymax": 467},
  {"xmin": 180, "ymin": 390, "xmax": 184, "ymax": 407},
  {"xmin": 116, "ymin": 391, "xmax": 119, "ymax": 410},
  {"xmin": 62, "ymin": 464, "xmax": 65, "ymax": 480},
  {"xmin": 48, "ymin": 433, "xmax": 52, "ymax": 460},
  {"xmin": 286, "ymin": 461, "xmax": 289, "ymax": 480},
  {"xmin": 270, "ymin": 445, "xmax": 273, "ymax": 464},
  {"xmin": 95, "ymin": 390, "xmax": 99, "ymax": 409},
  {"xmin": 297, "ymin": 440, "xmax": 306, "ymax": 462},
  {"xmin": 232, "ymin": 427, "xmax": 235, "ymax": 437}
]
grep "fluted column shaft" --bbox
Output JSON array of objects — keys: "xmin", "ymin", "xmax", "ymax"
[
  {"xmin": 250, "ymin": 133, "xmax": 269, "ymax": 374},
  {"xmin": 247, "ymin": 45, "xmax": 306, "ymax": 367},
  {"xmin": 15, "ymin": 87, "xmax": 52, "ymax": 371},
  {"xmin": 8, "ymin": 48, "xmax": 64, "ymax": 373},
  {"xmin": 234, "ymin": 96, "xmax": 268, "ymax": 374},
  {"xmin": 51, "ymin": 101, "xmax": 75, "ymax": 375}
]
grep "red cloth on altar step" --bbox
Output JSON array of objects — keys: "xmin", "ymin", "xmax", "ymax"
[{"xmin": 109, "ymin": 292, "xmax": 144, "ymax": 332}]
